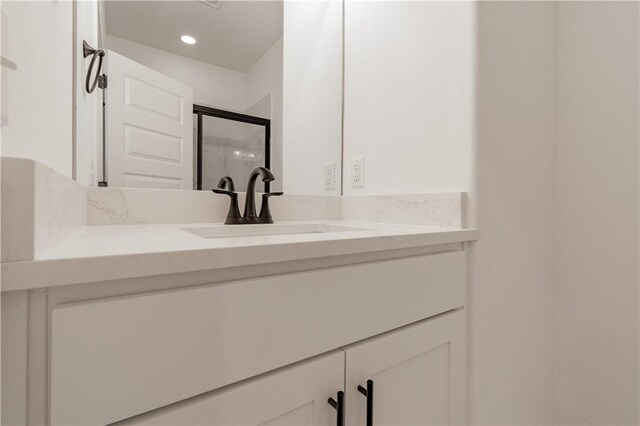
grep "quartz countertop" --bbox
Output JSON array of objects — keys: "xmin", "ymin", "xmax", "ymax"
[{"xmin": 1, "ymin": 221, "xmax": 478, "ymax": 291}]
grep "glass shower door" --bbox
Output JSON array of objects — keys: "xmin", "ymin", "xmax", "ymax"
[{"xmin": 193, "ymin": 106, "xmax": 270, "ymax": 192}]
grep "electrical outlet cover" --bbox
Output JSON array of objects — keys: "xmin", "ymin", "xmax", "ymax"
[
  {"xmin": 351, "ymin": 156, "xmax": 365, "ymax": 188},
  {"xmin": 323, "ymin": 163, "xmax": 335, "ymax": 190}
]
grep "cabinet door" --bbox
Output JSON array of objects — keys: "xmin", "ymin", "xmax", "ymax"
[
  {"xmin": 120, "ymin": 351, "xmax": 344, "ymax": 425},
  {"xmin": 344, "ymin": 310, "xmax": 467, "ymax": 426}
]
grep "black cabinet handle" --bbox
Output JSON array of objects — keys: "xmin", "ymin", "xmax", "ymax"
[
  {"xmin": 328, "ymin": 391, "xmax": 344, "ymax": 426},
  {"xmin": 357, "ymin": 379, "xmax": 374, "ymax": 426}
]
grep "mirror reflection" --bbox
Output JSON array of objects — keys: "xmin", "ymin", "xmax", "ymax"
[
  {"xmin": 98, "ymin": 0, "xmax": 342, "ymax": 194},
  {"xmin": 195, "ymin": 106, "xmax": 271, "ymax": 191}
]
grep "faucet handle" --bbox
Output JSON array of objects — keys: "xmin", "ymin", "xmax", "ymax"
[
  {"xmin": 212, "ymin": 188, "xmax": 236, "ymax": 196},
  {"xmin": 212, "ymin": 187, "xmax": 242, "ymax": 224},
  {"xmin": 216, "ymin": 176, "xmax": 236, "ymax": 192},
  {"xmin": 259, "ymin": 192, "xmax": 284, "ymax": 224}
]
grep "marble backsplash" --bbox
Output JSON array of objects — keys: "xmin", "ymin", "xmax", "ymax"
[
  {"xmin": 1, "ymin": 157, "xmax": 466, "ymax": 261},
  {"xmin": 34, "ymin": 161, "xmax": 87, "ymax": 257},
  {"xmin": 1, "ymin": 158, "xmax": 86, "ymax": 262},
  {"xmin": 86, "ymin": 187, "xmax": 342, "ymax": 226},
  {"xmin": 86, "ymin": 189, "xmax": 461, "ymax": 228},
  {"xmin": 341, "ymin": 193, "xmax": 463, "ymax": 229}
]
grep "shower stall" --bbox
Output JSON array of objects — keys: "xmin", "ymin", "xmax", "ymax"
[{"xmin": 193, "ymin": 101, "xmax": 271, "ymax": 192}]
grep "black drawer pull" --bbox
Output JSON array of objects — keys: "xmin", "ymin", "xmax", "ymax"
[
  {"xmin": 328, "ymin": 391, "xmax": 345, "ymax": 426},
  {"xmin": 357, "ymin": 379, "xmax": 374, "ymax": 426}
]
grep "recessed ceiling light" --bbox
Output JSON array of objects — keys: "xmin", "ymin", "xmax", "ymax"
[{"xmin": 181, "ymin": 35, "xmax": 197, "ymax": 45}]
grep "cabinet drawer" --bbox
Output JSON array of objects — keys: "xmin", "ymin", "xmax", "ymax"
[{"xmin": 50, "ymin": 251, "xmax": 465, "ymax": 425}]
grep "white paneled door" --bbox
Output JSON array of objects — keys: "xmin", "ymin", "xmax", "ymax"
[{"xmin": 106, "ymin": 50, "xmax": 193, "ymax": 189}]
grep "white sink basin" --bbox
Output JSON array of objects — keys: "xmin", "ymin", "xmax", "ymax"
[{"xmin": 182, "ymin": 223, "xmax": 369, "ymax": 239}]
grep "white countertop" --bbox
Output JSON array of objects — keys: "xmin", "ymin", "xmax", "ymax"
[{"xmin": 1, "ymin": 221, "xmax": 478, "ymax": 291}]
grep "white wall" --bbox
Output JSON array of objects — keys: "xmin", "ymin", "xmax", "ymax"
[
  {"xmin": 469, "ymin": 3, "xmax": 558, "ymax": 424},
  {"xmin": 555, "ymin": 2, "xmax": 639, "ymax": 424},
  {"xmin": 107, "ymin": 35, "xmax": 245, "ymax": 112},
  {"xmin": 343, "ymin": 1, "xmax": 473, "ymax": 195},
  {"xmin": 283, "ymin": 0, "xmax": 342, "ymax": 195},
  {"xmin": 0, "ymin": 0, "xmax": 73, "ymax": 178},
  {"xmin": 246, "ymin": 37, "xmax": 283, "ymax": 191}
]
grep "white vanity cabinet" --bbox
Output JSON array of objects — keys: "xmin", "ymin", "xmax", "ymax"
[
  {"xmin": 123, "ymin": 310, "xmax": 466, "ymax": 426},
  {"xmin": 3, "ymin": 246, "xmax": 472, "ymax": 426}
]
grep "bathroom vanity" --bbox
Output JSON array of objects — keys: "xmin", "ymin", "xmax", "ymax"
[
  {"xmin": 4, "ymin": 225, "xmax": 474, "ymax": 425},
  {"xmin": 1, "ymin": 160, "xmax": 478, "ymax": 425}
]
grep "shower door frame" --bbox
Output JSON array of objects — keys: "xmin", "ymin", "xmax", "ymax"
[{"xmin": 193, "ymin": 104, "xmax": 271, "ymax": 191}]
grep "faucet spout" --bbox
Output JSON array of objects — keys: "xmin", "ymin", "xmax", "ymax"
[{"xmin": 243, "ymin": 167, "xmax": 275, "ymax": 220}]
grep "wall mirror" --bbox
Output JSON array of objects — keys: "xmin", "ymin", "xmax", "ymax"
[{"xmin": 93, "ymin": 0, "xmax": 343, "ymax": 195}]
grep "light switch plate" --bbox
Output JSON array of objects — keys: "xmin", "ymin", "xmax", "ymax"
[
  {"xmin": 351, "ymin": 156, "xmax": 365, "ymax": 188},
  {"xmin": 323, "ymin": 163, "xmax": 335, "ymax": 190}
]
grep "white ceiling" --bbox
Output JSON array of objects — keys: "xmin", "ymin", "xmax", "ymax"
[{"xmin": 104, "ymin": 1, "xmax": 283, "ymax": 73}]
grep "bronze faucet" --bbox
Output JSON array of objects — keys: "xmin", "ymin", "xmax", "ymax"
[{"xmin": 212, "ymin": 167, "xmax": 283, "ymax": 224}]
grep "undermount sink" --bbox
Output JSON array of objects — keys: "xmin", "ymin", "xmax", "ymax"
[{"xmin": 182, "ymin": 223, "xmax": 369, "ymax": 239}]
